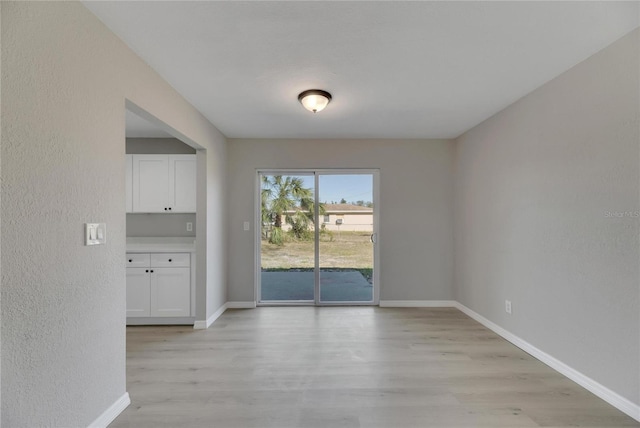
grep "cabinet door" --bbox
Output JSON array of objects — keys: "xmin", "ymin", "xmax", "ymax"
[
  {"xmin": 168, "ymin": 155, "xmax": 196, "ymax": 213},
  {"xmin": 133, "ymin": 155, "xmax": 169, "ymax": 213},
  {"xmin": 125, "ymin": 155, "xmax": 133, "ymax": 213},
  {"xmin": 150, "ymin": 268, "xmax": 190, "ymax": 317},
  {"xmin": 126, "ymin": 268, "xmax": 151, "ymax": 317}
]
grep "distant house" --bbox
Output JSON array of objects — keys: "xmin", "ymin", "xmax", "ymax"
[
  {"xmin": 277, "ymin": 203, "xmax": 373, "ymax": 233},
  {"xmin": 282, "ymin": 204, "xmax": 373, "ymax": 232},
  {"xmin": 321, "ymin": 203, "xmax": 373, "ymax": 232}
]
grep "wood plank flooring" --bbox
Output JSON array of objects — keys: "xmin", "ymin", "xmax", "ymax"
[{"xmin": 111, "ymin": 307, "xmax": 639, "ymax": 427}]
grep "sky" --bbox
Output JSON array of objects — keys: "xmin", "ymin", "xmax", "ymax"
[
  {"xmin": 266, "ymin": 174, "xmax": 373, "ymax": 204},
  {"xmin": 319, "ymin": 174, "xmax": 373, "ymax": 204}
]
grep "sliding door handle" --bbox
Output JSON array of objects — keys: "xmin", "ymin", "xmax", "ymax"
[{"xmin": 370, "ymin": 233, "xmax": 377, "ymax": 244}]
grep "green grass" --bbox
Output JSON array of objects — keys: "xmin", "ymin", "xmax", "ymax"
[{"xmin": 261, "ymin": 231, "xmax": 373, "ymax": 272}]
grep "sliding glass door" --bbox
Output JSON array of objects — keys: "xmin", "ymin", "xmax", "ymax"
[
  {"xmin": 258, "ymin": 170, "xmax": 378, "ymax": 305},
  {"xmin": 318, "ymin": 173, "xmax": 374, "ymax": 303},
  {"xmin": 259, "ymin": 174, "xmax": 315, "ymax": 303}
]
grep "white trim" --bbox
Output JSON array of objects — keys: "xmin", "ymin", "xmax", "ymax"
[
  {"xmin": 87, "ymin": 392, "xmax": 130, "ymax": 428},
  {"xmin": 372, "ymin": 170, "xmax": 380, "ymax": 306},
  {"xmin": 127, "ymin": 316, "xmax": 194, "ymax": 326},
  {"xmin": 254, "ymin": 171, "xmax": 262, "ymax": 308},
  {"xmin": 193, "ymin": 303, "xmax": 228, "ymax": 329},
  {"xmin": 314, "ymin": 173, "xmax": 320, "ymax": 305},
  {"xmin": 453, "ymin": 302, "xmax": 640, "ymax": 423},
  {"xmin": 379, "ymin": 300, "xmax": 456, "ymax": 308},
  {"xmin": 193, "ymin": 301, "xmax": 256, "ymax": 328},
  {"xmin": 227, "ymin": 301, "xmax": 257, "ymax": 309},
  {"xmin": 256, "ymin": 169, "xmax": 381, "ymax": 306}
]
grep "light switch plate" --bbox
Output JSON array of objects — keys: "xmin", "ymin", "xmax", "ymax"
[
  {"xmin": 243, "ymin": 221, "xmax": 250, "ymax": 231},
  {"xmin": 85, "ymin": 223, "xmax": 106, "ymax": 246}
]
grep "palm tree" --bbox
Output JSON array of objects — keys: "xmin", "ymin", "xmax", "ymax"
[{"xmin": 261, "ymin": 175, "xmax": 323, "ymax": 244}]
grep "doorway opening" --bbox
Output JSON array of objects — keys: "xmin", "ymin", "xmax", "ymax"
[{"xmin": 257, "ymin": 170, "xmax": 379, "ymax": 305}]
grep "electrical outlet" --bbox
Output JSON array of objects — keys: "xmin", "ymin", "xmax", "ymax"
[
  {"xmin": 505, "ymin": 300, "xmax": 512, "ymax": 315},
  {"xmin": 186, "ymin": 222, "xmax": 193, "ymax": 232},
  {"xmin": 243, "ymin": 221, "xmax": 250, "ymax": 231}
]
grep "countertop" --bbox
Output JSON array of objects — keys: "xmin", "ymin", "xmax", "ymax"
[{"xmin": 126, "ymin": 237, "xmax": 196, "ymax": 253}]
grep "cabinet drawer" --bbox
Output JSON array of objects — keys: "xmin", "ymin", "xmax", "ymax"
[
  {"xmin": 150, "ymin": 253, "xmax": 190, "ymax": 268},
  {"xmin": 126, "ymin": 253, "xmax": 150, "ymax": 268}
]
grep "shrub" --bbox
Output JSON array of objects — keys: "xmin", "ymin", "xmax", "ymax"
[{"xmin": 269, "ymin": 227, "xmax": 285, "ymax": 246}]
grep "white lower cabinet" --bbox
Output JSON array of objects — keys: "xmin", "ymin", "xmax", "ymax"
[
  {"xmin": 151, "ymin": 268, "xmax": 190, "ymax": 317},
  {"xmin": 126, "ymin": 252, "xmax": 191, "ymax": 320},
  {"xmin": 126, "ymin": 268, "xmax": 151, "ymax": 317}
]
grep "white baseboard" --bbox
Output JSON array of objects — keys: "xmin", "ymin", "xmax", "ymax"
[
  {"xmin": 227, "ymin": 301, "xmax": 257, "ymax": 309},
  {"xmin": 88, "ymin": 392, "xmax": 130, "ymax": 428},
  {"xmin": 127, "ymin": 316, "xmax": 194, "ymax": 326},
  {"xmin": 193, "ymin": 303, "xmax": 228, "ymax": 329},
  {"xmin": 453, "ymin": 302, "xmax": 640, "ymax": 422},
  {"xmin": 379, "ymin": 300, "xmax": 456, "ymax": 308},
  {"xmin": 192, "ymin": 302, "xmax": 257, "ymax": 329}
]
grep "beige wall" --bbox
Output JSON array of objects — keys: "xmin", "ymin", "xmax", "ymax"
[
  {"xmin": 276, "ymin": 212, "xmax": 374, "ymax": 232},
  {"xmin": 228, "ymin": 139, "xmax": 454, "ymax": 303},
  {"xmin": 125, "ymin": 137, "xmax": 196, "ymax": 154},
  {"xmin": 322, "ymin": 212, "xmax": 373, "ymax": 232},
  {"xmin": 2, "ymin": 2, "xmax": 227, "ymax": 426},
  {"xmin": 454, "ymin": 29, "xmax": 639, "ymax": 405}
]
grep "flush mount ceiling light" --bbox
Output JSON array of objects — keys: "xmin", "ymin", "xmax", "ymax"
[{"xmin": 298, "ymin": 89, "xmax": 332, "ymax": 113}]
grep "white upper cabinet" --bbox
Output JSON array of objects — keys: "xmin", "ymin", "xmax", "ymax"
[
  {"xmin": 133, "ymin": 155, "xmax": 170, "ymax": 212},
  {"xmin": 169, "ymin": 155, "xmax": 197, "ymax": 213},
  {"xmin": 131, "ymin": 154, "xmax": 196, "ymax": 213},
  {"xmin": 126, "ymin": 155, "xmax": 133, "ymax": 213}
]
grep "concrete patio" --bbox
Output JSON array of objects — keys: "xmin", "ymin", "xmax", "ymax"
[{"xmin": 261, "ymin": 270, "xmax": 373, "ymax": 302}]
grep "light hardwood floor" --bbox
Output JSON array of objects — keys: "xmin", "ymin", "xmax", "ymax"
[{"xmin": 111, "ymin": 307, "xmax": 639, "ymax": 427}]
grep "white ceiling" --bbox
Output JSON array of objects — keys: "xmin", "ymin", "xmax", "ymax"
[{"xmin": 86, "ymin": 1, "xmax": 639, "ymax": 139}]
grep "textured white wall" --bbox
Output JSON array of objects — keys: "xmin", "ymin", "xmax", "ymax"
[
  {"xmin": 454, "ymin": 29, "xmax": 639, "ymax": 403},
  {"xmin": 126, "ymin": 214, "xmax": 196, "ymax": 237},
  {"xmin": 227, "ymin": 139, "xmax": 454, "ymax": 303},
  {"xmin": 204, "ymin": 143, "xmax": 228, "ymax": 319},
  {"xmin": 0, "ymin": 4, "xmax": 3, "ymax": 423},
  {"xmin": 2, "ymin": 2, "xmax": 226, "ymax": 426}
]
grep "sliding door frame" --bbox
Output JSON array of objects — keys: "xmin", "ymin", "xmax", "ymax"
[{"xmin": 255, "ymin": 169, "xmax": 380, "ymax": 306}]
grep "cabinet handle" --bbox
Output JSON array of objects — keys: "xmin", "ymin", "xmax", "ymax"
[
  {"xmin": 150, "ymin": 270, "xmax": 154, "ymax": 273},
  {"xmin": 164, "ymin": 207, "xmax": 167, "ymax": 211},
  {"xmin": 168, "ymin": 207, "xmax": 172, "ymax": 211},
  {"xmin": 128, "ymin": 259, "xmax": 132, "ymax": 262},
  {"xmin": 168, "ymin": 259, "xmax": 172, "ymax": 262},
  {"xmin": 145, "ymin": 270, "xmax": 149, "ymax": 273}
]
